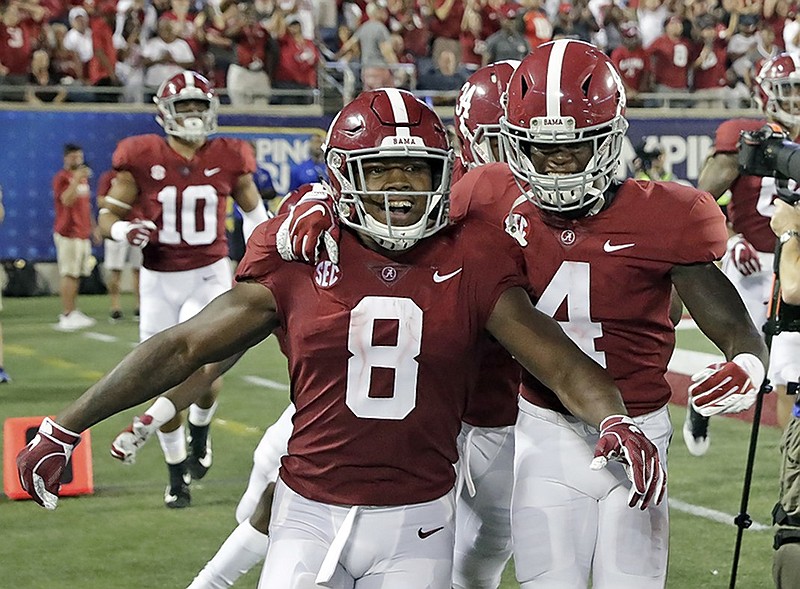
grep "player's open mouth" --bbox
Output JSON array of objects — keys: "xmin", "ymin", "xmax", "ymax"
[{"xmin": 386, "ymin": 199, "xmax": 417, "ymax": 223}]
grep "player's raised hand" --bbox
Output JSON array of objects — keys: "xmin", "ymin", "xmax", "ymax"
[
  {"xmin": 276, "ymin": 185, "xmax": 339, "ymax": 264},
  {"xmin": 689, "ymin": 353, "xmax": 764, "ymax": 417},
  {"xmin": 16, "ymin": 417, "xmax": 81, "ymax": 510},
  {"xmin": 590, "ymin": 415, "xmax": 666, "ymax": 511},
  {"xmin": 727, "ymin": 234, "xmax": 761, "ymax": 276}
]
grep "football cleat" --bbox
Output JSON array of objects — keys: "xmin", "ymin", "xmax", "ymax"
[
  {"xmin": 0, "ymin": 367, "xmax": 10, "ymax": 383},
  {"xmin": 186, "ymin": 423, "xmax": 212, "ymax": 480},
  {"xmin": 110, "ymin": 414, "xmax": 158, "ymax": 465},
  {"xmin": 109, "ymin": 309, "xmax": 123, "ymax": 322},
  {"xmin": 165, "ymin": 460, "xmax": 191, "ymax": 509},
  {"xmin": 682, "ymin": 401, "xmax": 710, "ymax": 457}
]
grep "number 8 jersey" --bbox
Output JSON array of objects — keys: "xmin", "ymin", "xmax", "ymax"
[
  {"xmin": 113, "ymin": 134, "xmax": 256, "ymax": 271},
  {"xmin": 236, "ymin": 215, "xmax": 525, "ymax": 506}
]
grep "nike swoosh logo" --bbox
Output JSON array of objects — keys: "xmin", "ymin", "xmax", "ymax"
[
  {"xmin": 603, "ymin": 240, "xmax": 635, "ymax": 253},
  {"xmin": 417, "ymin": 526, "xmax": 444, "ymax": 539},
  {"xmin": 433, "ymin": 268, "xmax": 462, "ymax": 283},
  {"xmin": 204, "ymin": 167, "xmax": 221, "ymax": 177}
]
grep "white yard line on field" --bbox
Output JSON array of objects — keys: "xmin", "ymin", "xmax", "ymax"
[
  {"xmin": 669, "ymin": 498, "xmax": 771, "ymax": 531},
  {"xmin": 241, "ymin": 375, "xmax": 291, "ymax": 391},
  {"xmin": 668, "ymin": 348, "xmax": 725, "ymax": 376}
]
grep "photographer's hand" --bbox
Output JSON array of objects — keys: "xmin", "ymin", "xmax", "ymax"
[{"xmin": 771, "ymin": 200, "xmax": 800, "ymax": 237}]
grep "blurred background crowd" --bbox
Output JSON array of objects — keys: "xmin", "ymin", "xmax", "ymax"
[{"xmin": 0, "ymin": 0, "xmax": 794, "ymax": 107}]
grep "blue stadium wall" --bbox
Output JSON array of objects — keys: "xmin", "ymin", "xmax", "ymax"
[{"xmin": 0, "ymin": 109, "xmax": 747, "ymax": 262}]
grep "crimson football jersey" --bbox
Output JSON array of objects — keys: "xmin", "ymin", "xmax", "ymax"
[
  {"xmin": 236, "ymin": 216, "xmax": 525, "ymax": 506},
  {"xmin": 610, "ymin": 45, "xmax": 649, "ymax": 93},
  {"xmin": 713, "ymin": 118, "xmax": 788, "ymax": 252},
  {"xmin": 113, "ymin": 134, "xmax": 256, "ymax": 271},
  {"xmin": 451, "ymin": 161, "xmax": 522, "ymax": 427},
  {"xmin": 451, "ymin": 164, "xmax": 728, "ymax": 416}
]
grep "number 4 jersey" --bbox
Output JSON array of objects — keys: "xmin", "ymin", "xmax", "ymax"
[
  {"xmin": 451, "ymin": 163, "xmax": 728, "ymax": 417},
  {"xmin": 113, "ymin": 134, "xmax": 256, "ymax": 271},
  {"xmin": 236, "ymin": 216, "xmax": 525, "ymax": 506}
]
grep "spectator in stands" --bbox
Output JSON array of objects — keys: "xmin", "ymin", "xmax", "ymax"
[
  {"xmin": 48, "ymin": 22, "xmax": 82, "ymax": 86},
  {"xmin": 336, "ymin": 2, "xmax": 397, "ymax": 91},
  {"xmin": 691, "ymin": 13, "xmax": 730, "ymax": 108},
  {"xmin": 0, "ymin": 2, "xmax": 39, "ymax": 99},
  {"xmin": 429, "ymin": 0, "xmax": 465, "ymax": 68},
  {"xmin": 162, "ymin": 0, "xmax": 202, "ymax": 57},
  {"xmin": 648, "ymin": 15, "xmax": 692, "ymax": 103},
  {"xmin": 521, "ymin": 0, "xmax": 553, "ymax": 49},
  {"xmin": 224, "ymin": 1, "xmax": 273, "ymax": 106},
  {"xmin": 484, "ymin": 5, "xmax": 530, "ymax": 65},
  {"xmin": 728, "ymin": 12, "xmax": 761, "ymax": 84},
  {"xmin": 52, "ymin": 143, "xmax": 97, "ymax": 331},
  {"xmin": 784, "ymin": 6, "xmax": 800, "ymax": 53},
  {"xmin": 610, "ymin": 22, "xmax": 650, "ymax": 105},
  {"xmin": 459, "ymin": 0, "xmax": 483, "ymax": 71},
  {"xmin": 25, "ymin": 48, "xmax": 68, "ymax": 103},
  {"xmin": 288, "ymin": 132, "xmax": 327, "ymax": 192},
  {"xmin": 272, "ymin": 12, "xmax": 319, "ymax": 105},
  {"xmin": 113, "ymin": 0, "xmax": 157, "ymax": 51},
  {"xmin": 417, "ymin": 48, "xmax": 468, "ymax": 97},
  {"xmin": 198, "ymin": 1, "xmax": 235, "ymax": 88},
  {"xmin": 552, "ymin": 0, "xmax": 597, "ymax": 42},
  {"xmin": 63, "ymin": 7, "xmax": 94, "ymax": 84},
  {"xmin": 114, "ymin": 11, "xmax": 146, "ymax": 102},
  {"xmin": 636, "ymin": 0, "xmax": 670, "ymax": 48},
  {"xmin": 142, "ymin": 17, "xmax": 194, "ymax": 92},
  {"xmin": 387, "ymin": 0, "xmax": 430, "ymax": 59},
  {"xmin": 86, "ymin": 0, "xmax": 120, "ymax": 102}
]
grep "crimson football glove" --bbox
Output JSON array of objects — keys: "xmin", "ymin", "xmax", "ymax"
[
  {"xmin": 727, "ymin": 234, "xmax": 761, "ymax": 276},
  {"xmin": 110, "ymin": 219, "xmax": 157, "ymax": 248},
  {"xmin": 16, "ymin": 417, "xmax": 81, "ymax": 510},
  {"xmin": 590, "ymin": 415, "xmax": 666, "ymax": 511},
  {"xmin": 689, "ymin": 353, "xmax": 765, "ymax": 417},
  {"xmin": 276, "ymin": 185, "xmax": 340, "ymax": 264}
]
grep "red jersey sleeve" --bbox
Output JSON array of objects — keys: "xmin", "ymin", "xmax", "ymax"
[
  {"xmin": 219, "ymin": 138, "xmax": 257, "ymax": 176},
  {"xmin": 235, "ymin": 217, "xmax": 283, "ymax": 288},
  {"xmin": 52, "ymin": 170, "xmax": 69, "ymax": 199},
  {"xmin": 112, "ymin": 136, "xmax": 146, "ymax": 172},
  {"xmin": 673, "ymin": 189, "xmax": 728, "ymax": 263},
  {"xmin": 713, "ymin": 118, "xmax": 765, "ymax": 154}
]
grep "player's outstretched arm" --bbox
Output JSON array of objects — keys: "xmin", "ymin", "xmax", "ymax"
[
  {"xmin": 17, "ymin": 282, "xmax": 277, "ymax": 508},
  {"xmin": 58, "ymin": 281, "xmax": 277, "ymax": 433},
  {"xmin": 486, "ymin": 286, "xmax": 666, "ymax": 510},
  {"xmin": 97, "ymin": 170, "xmax": 139, "ymax": 236},
  {"xmin": 672, "ymin": 262, "xmax": 769, "ymax": 416}
]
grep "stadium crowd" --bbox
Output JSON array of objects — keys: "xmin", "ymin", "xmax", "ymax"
[{"xmin": 0, "ymin": 0, "xmax": 794, "ymax": 105}]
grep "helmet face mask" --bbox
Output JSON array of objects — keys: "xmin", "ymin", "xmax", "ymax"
[
  {"xmin": 325, "ymin": 89, "xmax": 454, "ymax": 251},
  {"xmin": 154, "ymin": 71, "xmax": 219, "ymax": 143},
  {"xmin": 500, "ymin": 40, "xmax": 628, "ymax": 216}
]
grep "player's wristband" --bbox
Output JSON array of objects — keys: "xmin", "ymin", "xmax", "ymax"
[
  {"xmin": 110, "ymin": 220, "xmax": 132, "ymax": 243},
  {"xmin": 241, "ymin": 200, "xmax": 270, "ymax": 242}
]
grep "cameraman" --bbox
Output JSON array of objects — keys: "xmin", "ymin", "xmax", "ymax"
[
  {"xmin": 771, "ymin": 198, "xmax": 800, "ymax": 589},
  {"xmin": 771, "ymin": 200, "xmax": 800, "ymax": 304},
  {"xmin": 691, "ymin": 53, "xmax": 800, "ymax": 457}
]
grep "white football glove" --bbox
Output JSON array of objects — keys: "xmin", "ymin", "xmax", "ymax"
[
  {"xmin": 689, "ymin": 353, "xmax": 765, "ymax": 417},
  {"xmin": 110, "ymin": 414, "xmax": 160, "ymax": 464}
]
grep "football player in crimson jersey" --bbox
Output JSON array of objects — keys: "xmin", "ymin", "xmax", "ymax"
[
  {"xmin": 99, "ymin": 70, "xmax": 270, "ymax": 508},
  {"xmin": 276, "ymin": 41, "xmax": 767, "ymax": 589},
  {"xmin": 190, "ymin": 63, "xmax": 525, "ymax": 589},
  {"xmin": 17, "ymin": 88, "xmax": 665, "ymax": 589},
  {"xmin": 692, "ymin": 52, "xmax": 800, "ymax": 455}
]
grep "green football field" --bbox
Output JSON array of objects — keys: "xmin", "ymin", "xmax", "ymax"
[{"xmin": 0, "ymin": 293, "xmax": 785, "ymax": 588}]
